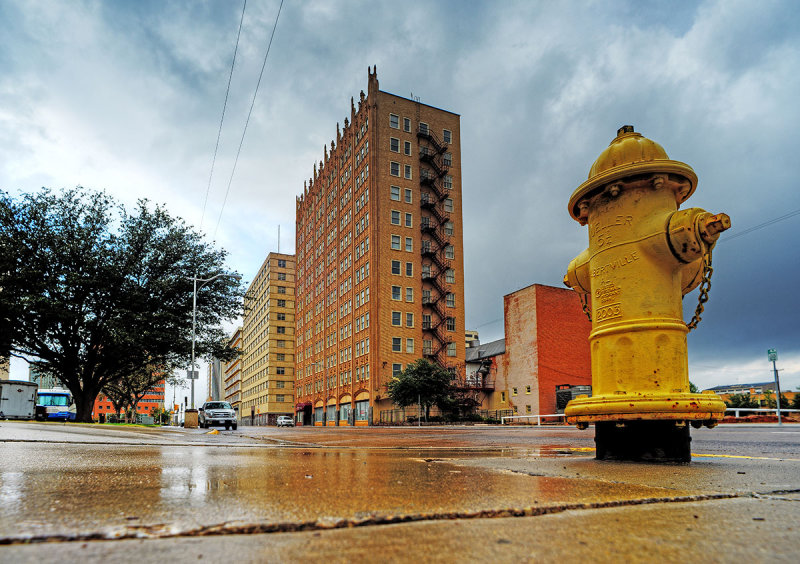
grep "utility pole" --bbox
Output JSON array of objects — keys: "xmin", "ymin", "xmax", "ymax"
[{"xmin": 768, "ymin": 349, "xmax": 782, "ymax": 426}]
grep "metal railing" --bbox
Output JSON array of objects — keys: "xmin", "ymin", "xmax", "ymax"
[
  {"xmin": 726, "ymin": 407, "xmax": 800, "ymax": 417},
  {"xmin": 501, "ymin": 413, "xmax": 567, "ymax": 425}
]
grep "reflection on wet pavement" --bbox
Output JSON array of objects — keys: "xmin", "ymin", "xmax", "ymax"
[{"xmin": 0, "ymin": 442, "xmax": 703, "ymax": 541}]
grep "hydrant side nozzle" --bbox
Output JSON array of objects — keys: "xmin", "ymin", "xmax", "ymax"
[{"xmin": 699, "ymin": 213, "xmax": 731, "ymax": 244}]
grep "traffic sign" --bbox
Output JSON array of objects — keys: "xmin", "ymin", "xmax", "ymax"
[
  {"xmin": 767, "ymin": 349, "xmax": 778, "ymax": 362},
  {"xmin": 187, "ymin": 370, "xmax": 199, "ymax": 380}
]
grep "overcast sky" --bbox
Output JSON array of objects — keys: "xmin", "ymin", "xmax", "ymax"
[{"xmin": 2, "ymin": 0, "xmax": 799, "ymax": 398}]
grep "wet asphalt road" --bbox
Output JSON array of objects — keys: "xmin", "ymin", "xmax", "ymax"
[{"xmin": 1, "ymin": 421, "xmax": 798, "ymax": 562}]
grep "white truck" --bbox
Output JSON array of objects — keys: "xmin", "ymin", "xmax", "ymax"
[{"xmin": 0, "ymin": 380, "xmax": 38, "ymax": 420}]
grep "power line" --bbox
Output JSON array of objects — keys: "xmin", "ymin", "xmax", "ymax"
[
  {"xmin": 200, "ymin": 0, "xmax": 247, "ymax": 232},
  {"xmin": 721, "ymin": 207, "xmax": 800, "ymax": 243},
  {"xmin": 214, "ymin": 0, "xmax": 285, "ymax": 241}
]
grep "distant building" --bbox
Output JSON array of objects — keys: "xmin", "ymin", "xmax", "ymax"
[
  {"xmin": 224, "ymin": 327, "xmax": 243, "ymax": 414},
  {"xmin": 207, "ymin": 357, "xmax": 223, "ymax": 401},
  {"xmin": 239, "ymin": 253, "xmax": 296, "ymax": 426},
  {"xmin": 465, "ymin": 284, "xmax": 592, "ymax": 417},
  {"xmin": 92, "ymin": 379, "xmax": 165, "ymax": 420},
  {"xmin": 294, "ymin": 67, "xmax": 466, "ymax": 426},
  {"xmin": 29, "ymin": 365, "xmax": 61, "ymax": 389},
  {"xmin": 705, "ymin": 381, "xmax": 796, "ymax": 407},
  {"xmin": 465, "ymin": 330, "xmax": 479, "ymax": 349}
]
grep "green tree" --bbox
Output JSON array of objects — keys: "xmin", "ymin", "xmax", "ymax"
[
  {"xmin": 689, "ymin": 381, "xmax": 699, "ymax": 393},
  {"xmin": 387, "ymin": 359, "xmax": 453, "ymax": 421},
  {"xmin": 725, "ymin": 393, "xmax": 759, "ymax": 409},
  {"xmin": 103, "ymin": 363, "xmax": 171, "ymax": 422},
  {"xmin": 763, "ymin": 390, "xmax": 790, "ymax": 410},
  {"xmin": 792, "ymin": 388, "xmax": 800, "ymax": 410},
  {"xmin": 0, "ymin": 187, "xmax": 243, "ymax": 422}
]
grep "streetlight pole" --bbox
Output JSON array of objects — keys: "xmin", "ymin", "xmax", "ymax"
[{"xmin": 189, "ymin": 272, "xmax": 241, "ymax": 409}]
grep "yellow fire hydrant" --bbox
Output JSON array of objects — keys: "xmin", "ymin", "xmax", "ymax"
[{"xmin": 564, "ymin": 126, "xmax": 729, "ymax": 462}]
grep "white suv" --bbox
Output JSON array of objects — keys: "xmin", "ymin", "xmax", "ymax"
[
  {"xmin": 277, "ymin": 415, "xmax": 294, "ymax": 427},
  {"xmin": 199, "ymin": 401, "xmax": 238, "ymax": 430}
]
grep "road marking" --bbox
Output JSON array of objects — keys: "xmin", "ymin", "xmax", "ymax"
[{"xmin": 569, "ymin": 448, "xmax": 799, "ymax": 462}]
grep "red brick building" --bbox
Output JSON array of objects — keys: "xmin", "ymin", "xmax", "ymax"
[
  {"xmin": 93, "ymin": 380, "xmax": 165, "ymax": 421},
  {"xmin": 466, "ymin": 284, "xmax": 591, "ymax": 416}
]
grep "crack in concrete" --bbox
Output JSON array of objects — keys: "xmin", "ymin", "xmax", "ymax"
[{"xmin": 0, "ymin": 493, "xmax": 738, "ymax": 546}]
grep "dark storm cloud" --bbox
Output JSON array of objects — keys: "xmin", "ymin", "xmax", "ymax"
[{"xmin": 1, "ymin": 0, "xmax": 798, "ymax": 390}]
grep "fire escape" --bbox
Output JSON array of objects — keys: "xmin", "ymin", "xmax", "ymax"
[{"xmin": 418, "ymin": 124, "xmax": 453, "ymax": 367}]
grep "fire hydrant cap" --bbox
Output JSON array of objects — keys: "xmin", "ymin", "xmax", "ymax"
[{"xmin": 568, "ymin": 125, "xmax": 698, "ymax": 222}]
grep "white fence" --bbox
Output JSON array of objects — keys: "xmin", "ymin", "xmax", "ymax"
[
  {"xmin": 501, "ymin": 413, "xmax": 566, "ymax": 425},
  {"xmin": 725, "ymin": 407, "xmax": 800, "ymax": 418},
  {"xmin": 501, "ymin": 408, "xmax": 800, "ymax": 425}
]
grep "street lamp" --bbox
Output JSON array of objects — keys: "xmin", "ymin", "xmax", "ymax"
[{"xmin": 189, "ymin": 272, "xmax": 242, "ymax": 409}]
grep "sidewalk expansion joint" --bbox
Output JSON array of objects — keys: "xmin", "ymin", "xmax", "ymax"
[{"xmin": 0, "ymin": 493, "xmax": 739, "ymax": 546}]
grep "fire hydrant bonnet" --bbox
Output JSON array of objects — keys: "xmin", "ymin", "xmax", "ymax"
[{"xmin": 568, "ymin": 125, "xmax": 698, "ymax": 222}]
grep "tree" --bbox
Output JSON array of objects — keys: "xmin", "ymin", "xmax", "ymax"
[
  {"xmin": 725, "ymin": 393, "xmax": 759, "ymax": 409},
  {"xmin": 103, "ymin": 362, "xmax": 171, "ymax": 422},
  {"xmin": 387, "ymin": 359, "xmax": 453, "ymax": 421},
  {"xmin": 689, "ymin": 381, "xmax": 699, "ymax": 393},
  {"xmin": 792, "ymin": 388, "xmax": 800, "ymax": 410},
  {"xmin": 0, "ymin": 187, "xmax": 243, "ymax": 422},
  {"xmin": 762, "ymin": 390, "xmax": 790, "ymax": 410}
]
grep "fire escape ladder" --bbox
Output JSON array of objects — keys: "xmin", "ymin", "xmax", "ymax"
[{"xmin": 417, "ymin": 125, "xmax": 448, "ymax": 155}]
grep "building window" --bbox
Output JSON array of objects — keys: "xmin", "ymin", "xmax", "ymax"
[
  {"xmin": 526, "ymin": 405, "xmax": 532, "ymax": 413},
  {"xmin": 446, "ymin": 293, "xmax": 455, "ymax": 307},
  {"xmin": 390, "ymin": 186, "xmax": 400, "ymax": 201},
  {"xmin": 406, "ymin": 338, "xmax": 414, "ymax": 354},
  {"xmin": 405, "ymin": 212, "xmax": 413, "ymax": 227},
  {"xmin": 392, "ymin": 311, "xmax": 401, "ymax": 326},
  {"xmin": 443, "ymin": 152, "xmax": 452, "ymax": 166},
  {"xmin": 444, "ymin": 175, "xmax": 453, "ymax": 190},
  {"xmin": 391, "ymin": 260, "xmax": 401, "ymax": 275},
  {"xmin": 390, "ymin": 137, "xmax": 399, "ymax": 152},
  {"xmin": 501, "ymin": 391, "xmax": 506, "ymax": 402},
  {"xmin": 444, "ymin": 198, "xmax": 454, "ymax": 212},
  {"xmin": 276, "ymin": 367, "xmax": 285, "ymax": 375},
  {"xmin": 277, "ymin": 286, "xmax": 286, "ymax": 294},
  {"xmin": 404, "ymin": 141, "xmax": 411, "ymax": 156},
  {"xmin": 447, "ymin": 342, "xmax": 456, "ymax": 357},
  {"xmin": 406, "ymin": 312, "xmax": 414, "ymax": 327},
  {"xmin": 393, "ymin": 363, "xmax": 403, "ymax": 377},
  {"xmin": 404, "ymin": 188, "xmax": 412, "ymax": 203},
  {"xmin": 512, "ymin": 387, "xmax": 518, "ymax": 396},
  {"xmin": 276, "ymin": 353, "xmax": 285, "ymax": 361},
  {"xmin": 392, "ymin": 337, "xmax": 402, "ymax": 352},
  {"xmin": 406, "ymin": 287, "xmax": 413, "ymax": 302},
  {"xmin": 277, "ymin": 272, "xmax": 287, "ymax": 280},
  {"xmin": 391, "ymin": 235, "xmax": 401, "ymax": 250},
  {"xmin": 277, "ymin": 299, "xmax": 286, "ymax": 307},
  {"xmin": 444, "ymin": 221, "xmax": 454, "ymax": 235},
  {"xmin": 276, "ymin": 394, "xmax": 285, "ymax": 403},
  {"xmin": 391, "ymin": 210, "xmax": 400, "ymax": 225},
  {"xmin": 445, "ymin": 268, "xmax": 455, "ymax": 283},
  {"xmin": 405, "ymin": 237, "xmax": 413, "ymax": 252},
  {"xmin": 446, "ymin": 317, "xmax": 455, "ymax": 331},
  {"xmin": 277, "ymin": 340, "xmax": 285, "ymax": 348},
  {"xmin": 403, "ymin": 117, "xmax": 411, "ymax": 132},
  {"xmin": 419, "ymin": 122, "xmax": 429, "ymax": 135},
  {"xmin": 445, "ymin": 245, "xmax": 455, "ymax": 259},
  {"xmin": 277, "ymin": 313, "xmax": 286, "ymax": 321},
  {"xmin": 405, "ymin": 262, "xmax": 413, "ymax": 276},
  {"xmin": 276, "ymin": 380, "xmax": 285, "ymax": 388},
  {"xmin": 404, "ymin": 164, "xmax": 412, "ymax": 179},
  {"xmin": 443, "ymin": 129, "xmax": 452, "ymax": 144},
  {"xmin": 277, "ymin": 326, "xmax": 286, "ymax": 334},
  {"xmin": 391, "ymin": 285, "xmax": 401, "ymax": 300},
  {"xmin": 390, "ymin": 162, "xmax": 400, "ymax": 176},
  {"xmin": 390, "ymin": 113, "xmax": 399, "ymax": 128},
  {"xmin": 277, "ymin": 259, "xmax": 287, "ymax": 267},
  {"xmin": 526, "ymin": 385, "xmax": 531, "ymax": 394}
]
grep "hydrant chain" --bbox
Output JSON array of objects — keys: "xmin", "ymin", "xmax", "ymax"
[{"xmin": 686, "ymin": 250, "xmax": 713, "ymax": 331}]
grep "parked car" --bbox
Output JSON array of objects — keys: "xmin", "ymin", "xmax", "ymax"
[
  {"xmin": 198, "ymin": 401, "xmax": 237, "ymax": 430},
  {"xmin": 277, "ymin": 415, "xmax": 294, "ymax": 427}
]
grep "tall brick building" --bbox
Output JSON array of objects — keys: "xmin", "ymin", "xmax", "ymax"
[
  {"xmin": 240, "ymin": 253, "xmax": 296, "ymax": 426},
  {"xmin": 295, "ymin": 67, "xmax": 465, "ymax": 425}
]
